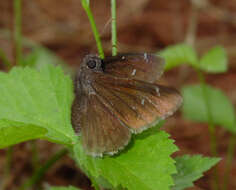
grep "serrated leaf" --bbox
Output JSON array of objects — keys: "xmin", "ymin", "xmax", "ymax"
[
  {"xmin": 199, "ymin": 46, "xmax": 227, "ymax": 73},
  {"xmin": 182, "ymin": 84, "xmax": 236, "ymax": 134},
  {"xmin": 49, "ymin": 186, "xmax": 81, "ymax": 190},
  {"xmin": 0, "ymin": 65, "xmax": 76, "ymax": 146},
  {"xmin": 159, "ymin": 44, "xmax": 198, "ymax": 71},
  {"xmin": 0, "ymin": 120, "xmax": 47, "ymax": 148},
  {"xmin": 172, "ymin": 155, "xmax": 220, "ymax": 190},
  {"xmin": 74, "ymin": 126, "xmax": 178, "ymax": 190}
]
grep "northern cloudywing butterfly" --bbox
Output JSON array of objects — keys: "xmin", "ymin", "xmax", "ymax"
[{"xmin": 71, "ymin": 53, "xmax": 182, "ymax": 156}]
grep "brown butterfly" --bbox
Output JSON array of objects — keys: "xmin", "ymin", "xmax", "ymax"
[{"xmin": 71, "ymin": 53, "xmax": 182, "ymax": 157}]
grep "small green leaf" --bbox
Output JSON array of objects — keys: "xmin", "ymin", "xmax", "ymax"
[
  {"xmin": 182, "ymin": 84, "xmax": 236, "ymax": 134},
  {"xmin": 172, "ymin": 155, "xmax": 220, "ymax": 190},
  {"xmin": 23, "ymin": 47, "xmax": 73, "ymax": 74},
  {"xmin": 49, "ymin": 186, "xmax": 81, "ymax": 190},
  {"xmin": 159, "ymin": 44, "xmax": 198, "ymax": 70},
  {"xmin": 0, "ymin": 120, "xmax": 47, "ymax": 148},
  {"xmin": 74, "ymin": 125, "xmax": 178, "ymax": 190},
  {"xmin": 0, "ymin": 65, "xmax": 76, "ymax": 146},
  {"xmin": 23, "ymin": 48, "xmax": 63, "ymax": 67},
  {"xmin": 199, "ymin": 46, "xmax": 227, "ymax": 73}
]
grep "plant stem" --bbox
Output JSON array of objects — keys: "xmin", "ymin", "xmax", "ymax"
[
  {"xmin": 0, "ymin": 48, "xmax": 12, "ymax": 69},
  {"xmin": 19, "ymin": 148, "xmax": 68, "ymax": 190},
  {"xmin": 223, "ymin": 134, "xmax": 236, "ymax": 190},
  {"xmin": 89, "ymin": 175, "xmax": 101, "ymax": 190},
  {"xmin": 185, "ymin": 4, "xmax": 198, "ymax": 46},
  {"xmin": 81, "ymin": 0, "xmax": 104, "ymax": 59},
  {"xmin": 72, "ymin": 146, "xmax": 102, "ymax": 190},
  {"xmin": 5, "ymin": 146, "xmax": 14, "ymax": 176},
  {"xmin": 197, "ymin": 69, "xmax": 219, "ymax": 190},
  {"xmin": 187, "ymin": 1, "xmax": 220, "ymax": 189},
  {"xmin": 111, "ymin": 0, "xmax": 117, "ymax": 56},
  {"xmin": 14, "ymin": 0, "xmax": 23, "ymax": 65},
  {"xmin": 31, "ymin": 140, "xmax": 39, "ymax": 172}
]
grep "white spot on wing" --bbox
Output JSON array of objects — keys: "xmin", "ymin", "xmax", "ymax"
[
  {"xmin": 122, "ymin": 56, "xmax": 125, "ymax": 60},
  {"xmin": 144, "ymin": 53, "xmax": 148, "ymax": 62},
  {"xmin": 155, "ymin": 87, "xmax": 160, "ymax": 96},
  {"xmin": 88, "ymin": 87, "xmax": 96, "ymax": 95},
  {"xmin": 131, "ymin": 69, "xmax": 136, "ymax": 76},
  {"xmin": 141, "ymin": 99, "xmax": 145, "ymax": 105}
]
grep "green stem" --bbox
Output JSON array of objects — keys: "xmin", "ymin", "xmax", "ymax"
[
  {"xmin": 19, "ymin": 148, "xmax": 68, "ymax": 190},
  {"xmin": 197, "ymin": 69, "xmax": 219, "ymax": 190},
  {"xmin": 197, "ymin": 71, "xmax": 218, "ymax": 156},
  {"xmin": 72, "ymin": 146, "xmax": 101, "ymax": 190},
  {"xmin": 5, "ymin": 146, "xmax": 14, "ymax": 176},
  {"xmin": 89, "ymin": 174, "xmax": 101, "ymax": 190},
  {"xmin": 0, "ymin": 48, "xmax": 12, "ymax": 69},
  {"xmin": 111, "ymin": 0, "xmax": 117, "ymax": 56},
  {"xmin": 31, "ymin": 140, "xmax": 39, "ymax": 172},
  {"xmin": 81, "ymin": 0, "xmax": 104, "ymax": 59},
  {"xmin": 14, "ymin": 0, "xmax": 23, "ymax": 65},
  {"xmin": 223, "ymin": 134, "xmax": 236, "ymax": 190}
]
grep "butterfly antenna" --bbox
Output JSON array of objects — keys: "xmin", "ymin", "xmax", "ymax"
[
  {"xmin": 90, "ymin": 17, "xmax": 112, "ymax": 55},
  {"xmin": 101, "ymin": 17, "xmax": 112, "ymax": 37}
]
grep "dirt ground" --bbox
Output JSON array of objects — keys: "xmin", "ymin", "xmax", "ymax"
[{"xmin": 0, "ymin": 0, "xmax": 236, "ymax": 190}]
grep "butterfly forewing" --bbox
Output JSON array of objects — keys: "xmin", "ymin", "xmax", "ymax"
[
  {"xmin": 103, "ymin": 53, "xmax": 165, "ymax": 83},
  {"xmin": 92, "ymin": 73, "xmax": 182, "ymax": 133}
]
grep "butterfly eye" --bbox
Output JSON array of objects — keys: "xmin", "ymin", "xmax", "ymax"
[{"xmin": 87, "ymin": 60, "xmax": 97, "ymax": 69}]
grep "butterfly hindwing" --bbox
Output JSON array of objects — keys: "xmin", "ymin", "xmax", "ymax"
[{"xmin": 71, "ymin": 91, "xmax": 131, "ymax": 156}]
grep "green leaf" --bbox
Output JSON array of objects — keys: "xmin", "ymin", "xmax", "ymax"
[
  {"xmin": 0, "ymin": 120, "xmax": 47, "ymax": 148},
  {"xmin": 159, "ymin": 44, "xmax": 198, "ymax": 71},
  {"xmin": 49, "ymin": 186, "xmax": 81, "ymax": 190},
  {"xmin": 74, "ymin": 125, "xmax": 178, "ymax": 190},
  {"xmin": 23, "ymin": 48, "xmax": 63, "ymax": 67},
  {"xmin": 199, "ymin": 46, "xmax": 227, "ymax": 73},
  {"xmin": 182, "ymin": 84, "xmax": 236, "ymax": 134},
  {"xmin": 172, "ymin": 155, "xmax": 220, "ymax": 190},
  {"xmin": 23, "ymin": 47, "xmax": 73, "ymax": 74},
  {"xmin": 0, "ymin": 65, "xmax": 76, "ymax": 146}
]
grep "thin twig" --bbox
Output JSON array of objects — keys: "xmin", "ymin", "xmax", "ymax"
[
  {"xmin": 186, "ymin": 1, "xmax": 220, "ymax": 189},
  {"xmin": 31, "ymin": 140, "xmax": 39, "ymax": 172},
  {"xmin": 0, "ymin": 48, "xmax": 12, "ymax": 70},
  {"xmin": 111, "ymin": 0, "xmax": 117, "ymax": 56},
  {"xmin": 5, "ymin": 146, "xmax": 14, "ymax": 176},
  {"xmin": 223, "ymin": 134, "xmax": 236, "ymax": 190},
  {"xmin": 196, "ymin": 69, "xmax": 219, "ymax": 190},
  {"xmin": 81, "ymin": 0, "xmax": 105, "ymax": 58},
  {"xmin": 185, "ymin": 4, "xmax": 198, "ymax": 46},
  {"xmin": 19, "ymin": 148, "xmax": 68, "ymax": 190},
  {"xmin": 89, "ymin": 174, "xmax": 102, "ymax": 190},
  {"xmin": 13, "ymin": 0, "xmax": 23, "ymax": 65}
]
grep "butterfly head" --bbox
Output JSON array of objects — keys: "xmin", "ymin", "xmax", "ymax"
[
  {"xmin": 75, "ymin": 54, "xmax": 105, "ymax": 96},
  {"xmin": 81, "ymin": 54, "xmax": 104, "ymax": 73}
]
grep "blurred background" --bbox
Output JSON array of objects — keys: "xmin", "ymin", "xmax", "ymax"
[{"xmin": 0, "ymin": 0, "xmax": 236, "ymax": 189}]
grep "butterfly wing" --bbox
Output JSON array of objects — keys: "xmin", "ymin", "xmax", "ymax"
[
  {"xmin": 102, "ymin": 53, "xmax": 165, "ymax": 83},
  {"xmin": 91, "ymin": 73, "xmax": 182, "ymax": 134},
  {"xmin": 71, "ymin": 91, "xmax": 131, "ymax": 156},
  {"xmin": 72, "ymin": 53, "xmax": 181, "ymax": 156}
]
